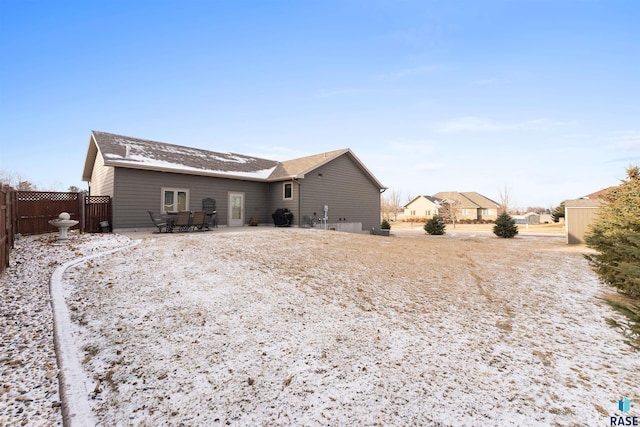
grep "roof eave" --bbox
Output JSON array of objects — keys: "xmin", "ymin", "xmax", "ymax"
[
  {"xmin": 266, "ymin": 173, "xmax": 306, "ymax": 182},
  {"xmin": 105, "ymin": 161, "xmax": 272, "ymax": 182},
  {"xmin": 82, "ymin": 132, "xmax": 99, "ymax": 182}
]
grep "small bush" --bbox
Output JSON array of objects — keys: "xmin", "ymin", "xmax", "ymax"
[
  {"xmin": 424, "ymin": 215, "xmax": 446, "ymax": 235},
  {"xmin": 493, "ymin": 212, "xmax": 519, "ymax": 238},
  {"xmin": 380, "ymin": 219, "xmax": 391, "ymax": 230}
]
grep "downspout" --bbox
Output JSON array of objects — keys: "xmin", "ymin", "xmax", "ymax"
[
  {"xmin": 266, "ymin": 182, "xmax": 270, "ymax": 224},
  {"xmin": 379, "ymin": 188, "xmax": 387, "ymax": 230},
  {"xmin": 292, "ymin": 177, "xmax": 301, "ymax": 227}
]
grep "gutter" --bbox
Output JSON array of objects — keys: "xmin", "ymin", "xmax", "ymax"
[{"xmin": 292, "ymin": 177, "xmax": 301, "ymax": 227}]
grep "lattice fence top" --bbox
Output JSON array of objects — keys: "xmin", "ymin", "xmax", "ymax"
[
  {"xmin": 17, "ymin": 191, "xmax": 79, "ymax": 202},
  {"xmin": 86, "ymin": 196, "xmax": 111, "ymax": 204}
]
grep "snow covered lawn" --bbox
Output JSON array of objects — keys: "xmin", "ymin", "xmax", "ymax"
[{"xmin": 58, "ymin": 228, "xmax": 638, "ymax": 425}]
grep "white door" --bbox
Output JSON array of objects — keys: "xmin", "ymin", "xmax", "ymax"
[{"xmin": 228, "ymin": 192, "xmax": 244, "ymax": 227}]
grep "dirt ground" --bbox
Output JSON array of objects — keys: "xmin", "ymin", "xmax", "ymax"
[{"xmin": 62, "ymin": 224, "xmax": 638, "ymax": 425}]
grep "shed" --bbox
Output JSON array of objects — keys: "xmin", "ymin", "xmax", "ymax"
[{"xmin": 564, "ymin": 198, "xmax": 602, "ymax": 244}]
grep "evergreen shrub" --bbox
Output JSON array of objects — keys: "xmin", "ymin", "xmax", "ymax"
[
  {"xmin": 424, "ymin": 215, "xmax": 446, "ymax": 235},
  {"xmin": 585, "ymin": 166, "xmax": 640, "ymax": 297},
  {"xmin": 493, "ymin": 212, "xmax": 519, "ymax": 238}
]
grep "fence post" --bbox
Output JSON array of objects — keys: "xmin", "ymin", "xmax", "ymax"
[
  {"xmin": 9, "ymin": 188, "xmax": 16, "ymax": 248},
  {"xmin": 1, "ymin": 185, "xmax": 16, "ymax": 275},
  {"xmin": 78, "ymin": 192, "xmax": 85, "ymax": 234},
  {"xmin": 1, "ymin": 185, "xmax": 6, "ymax": 273}
]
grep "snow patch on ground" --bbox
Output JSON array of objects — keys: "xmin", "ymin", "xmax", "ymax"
[
  {"xmin": 56, "ymin": 229, "xmax": 639, "ymax": 426},
  {"xmin": 1, "ymin": 228, "xmax": 638, "ymax": 426}
]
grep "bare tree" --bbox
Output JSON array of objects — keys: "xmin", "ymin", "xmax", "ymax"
[
  {"xmin": 380, "ymin": 193, "xmax": 392, "ymax": 221},
  {"xmin": 388, "ymin": 188, "xmax": 402, "ymax": 221},
  {"xmin": 0, "ymin": 169, "xmax": 26, "ymax": 188},
  {"xmin": 438, "ymin": 198, "xmax": 459, "ymax": 229},
  {"xmin": 526, "ymin": 206, "xmax": 546, "ymax": 214},
  {"xmin": 17, "ymin": 180, "xmax": 36, "ymax": 191},
  {"xmin": 381, "ymin": 189, "xmax": 403, "ymax": 221},
  {"xmin": 498, "ymin": 184, "xmax": 511, "ymax": 214}
]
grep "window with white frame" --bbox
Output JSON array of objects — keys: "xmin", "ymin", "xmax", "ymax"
[
  {"xmin": 162, "ymin": 188, "xmax": 189, "ymax": 214},
  {"xmin": 283, "ymin": 183, "xmax": 292, "ymax": 199}
]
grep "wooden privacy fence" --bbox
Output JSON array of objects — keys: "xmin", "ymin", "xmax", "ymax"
[
  {"xmin": 15, "ymin": 191, "xmax": 112, "ymax": 235},
  {"xmin": 84, "ymin": 196, "xmax": 112, "ymax": 233},
  {"xmin": 1, "ymin": 190, "xmax": 112, "ymax": 275},
  {"xmin": 1, "ymin": 185, "xmax": 16, "ymax": 275},
  {"xmin": 16, "ymin": 191, "xmax": 83, "ymax": 236}
]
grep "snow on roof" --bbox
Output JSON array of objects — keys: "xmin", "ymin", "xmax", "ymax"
[
  {"xmin": 85, "ymin": 131, "xmax": 386, "ymax": 189},
  {"xmin": 91, "ymin": 131, "xmax": 280, "ymax": 180}
]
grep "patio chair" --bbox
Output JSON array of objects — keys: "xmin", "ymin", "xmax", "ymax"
[
  {"xmin": 191, "ymin": 211, "xmax": 207, "ymax": 231},
  {"xmin": 173, "ymin": 211, "xmax": 192, "ymax": 232},
  {"xmin": 148, "ymin": 211, "xmax": 170, "ymax": 233},
  {"xmin": 202, "ymin": 198, "xmax": 217, "ymax": 228}
]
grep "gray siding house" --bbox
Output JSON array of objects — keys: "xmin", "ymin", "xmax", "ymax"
[
  {"xmin": 82, "ymin": 131, "xmax": 386, "ymax": 232},
  {"xmin": 433, "ymin": 191, "xmax": 501, "ymax": 221}
]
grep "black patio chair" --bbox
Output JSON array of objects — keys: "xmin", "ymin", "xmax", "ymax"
[{"xmin": 148, "ymin": 211, "xmax": 170, "ymax": 233}]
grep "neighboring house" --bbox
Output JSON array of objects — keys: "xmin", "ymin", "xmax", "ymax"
[
  {"xmin": 433, "ymin": 191, "xmax": 501, "ymax": 221},
  {"xmin": 82, "ymin": 131, "xmax": 386, "ymax": 232},
  {"xmin": 564, "ymin": 187, "xmax": 614, "ymax": 244},
  {"xmin": 512, "ymin": 212, "xmax": 540, "ymax": 225},
  {"xmin": 539, "ymin": 213, "xmax": 554, "ymax": 224},
  {"xmin": 402, "ymin": 195, "xmax": 441, "ymax": 220}
]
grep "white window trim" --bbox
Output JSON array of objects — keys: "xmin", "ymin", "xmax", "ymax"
[{"xmin": 161, "ymin": 187, "xmax": 190, "ymax": 214}]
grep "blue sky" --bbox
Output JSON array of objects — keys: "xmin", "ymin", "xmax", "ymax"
[{"xmin": 1, "ymin": 0, "xmax": 638, "ymax": 208}]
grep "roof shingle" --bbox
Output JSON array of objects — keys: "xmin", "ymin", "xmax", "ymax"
[{"xmin": 83, "ymin": 131, "xmax": 385, "ymax": 190}]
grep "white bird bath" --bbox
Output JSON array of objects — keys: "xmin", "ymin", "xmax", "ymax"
[{"xmin": 48, "ymin": 212, "xmax": 79, "ymax": 242}]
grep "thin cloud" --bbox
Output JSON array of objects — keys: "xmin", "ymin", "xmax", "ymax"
[
  {"xmin": 610, "ymin": 131, "xmax": 640, "ymax": 149},
  {"xmin": 243, "ymin": 145, "xmax": 308, "ymax": 161},
  {"xmin": 414, "ymin": 162, "xmax": 445, "ymax": 171},
  {"xmin": 390, "ymin": 142, "xmax": 437, "ymax": 154},
  {"xmin": 315, "ymin": 87, "xmax": 366, "ymax": 99},
  {"xmin": 375, "ymin": 64, "xmax": 440, "ymax": 80},
  {"xmin": 436, "ymin": 117, "xmax": 506, "ymax": 133},
  {"xmin": 435, "ymin": 117, "xmax": 578, "ymax": 134},
  {"xmin": 607, "ymin": 156, "xmax": 640, "ymax": 164},
  {"xmin": 472, "ymin": 78, "xmax": 504, "ymax": 86}
]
